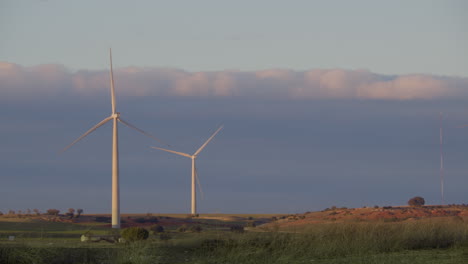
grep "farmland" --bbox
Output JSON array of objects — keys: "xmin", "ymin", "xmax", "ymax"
[{"xmin": 1, "ymin": 206, "xmax": 467, "ymax": 264}]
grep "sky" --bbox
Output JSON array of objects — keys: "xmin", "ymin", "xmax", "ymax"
[{"xmin": 1, "ymin": 0, "xmax": 467, "ymax": 214}]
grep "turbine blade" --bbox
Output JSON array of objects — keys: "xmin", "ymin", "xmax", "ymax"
[
  {"xmin": 151, "ymin": 146, "xmax": 192, "ymax": 158},
  {"xmin": 118, "ymin": 118, "xmax": 170, "ymax": 146},
  {"xmin": 61, "ymin": 116, "xmax": 113, "ymax": 153},
  {"xmin": 194, "ymin": 163, "xmax": 205, "ymax": 200},
  {"xmin": 194, "ymin": 125, "xmax": 223, "ymax": 156},
  {"xmin": 458, "ymin": 124, "xmax": 468, "ymax": 128},
  {"xmin": 109, "ymin": 48, "xmax": 117, "ymax": 114}
]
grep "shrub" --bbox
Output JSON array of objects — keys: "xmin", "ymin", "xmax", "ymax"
[
  {"xmin": 408, "ymin": 196, "xmax": 425, "ymax": 207},
  {"xmin": 150, "ymin": 224, "xmax": 164, "ymax": 234},
  {"xmin": 121, "ymin": 227, "xmax": 149, "ymax": 242}
]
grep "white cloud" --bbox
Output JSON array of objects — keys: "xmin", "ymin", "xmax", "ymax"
[{"xmin": 1, "ymin": 61, "xmax": 467, "ymax": 100}]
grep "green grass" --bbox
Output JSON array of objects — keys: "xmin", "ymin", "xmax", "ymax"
[{"xmin": 0, "ymin": 217, "xmax": 467, "ymax": 263}]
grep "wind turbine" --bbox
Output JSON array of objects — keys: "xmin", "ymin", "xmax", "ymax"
[
  {"xmin": 151, "ymin": 126, "xmax": 223, "ymax": 215},
  {"xmin": 62, "ymin": 49, "xmax": 167, "ymax": 228},
  {"xmin": 439, "ymin": 112, "xmax": 444, "ymax": 205}
]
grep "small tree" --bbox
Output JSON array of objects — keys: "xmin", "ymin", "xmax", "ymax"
[
  {"xmin": 47, "ymin": 209, "xmax": 60, "ymax": 216},
  {"xmin": 121, "ymin": 227, "xmax": 149, "ymax": 242},
  {"xmin": 0, "ymin": 211, "xmax": 3, "ymax": 216},
  {"xmin": 408, "ymin": 196, "xmax": 425, "ymax": 207},
  {"xmin": 66, "ymin": 208, "xmax": 75, "ymax": 219},
  {"xmin": 76, "ymin": 209, "xmax": 83, "ymax": 218},
  {"xmin": 33, "ymin": 209, "xmax": 40, "ymax": 215}
]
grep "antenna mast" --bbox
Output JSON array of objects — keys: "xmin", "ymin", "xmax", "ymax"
[{"xmin": 439, "ymin": 112, "xmax": 445, "ymax": 205}]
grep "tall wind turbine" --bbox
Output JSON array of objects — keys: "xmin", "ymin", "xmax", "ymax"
[
  {"xmin": 439, "ymin": 112, "xmax": 445, "ymax": 205},
  {"xmin": 151, "ymin": 126, "xmax": 223, "ymax": 215},
  {"xmin": 62, "ymin": 49, "xmax": 166, "ymax": 228}
]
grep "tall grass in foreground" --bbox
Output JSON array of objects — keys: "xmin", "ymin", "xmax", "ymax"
[
  {"xmin": 0, "ymin": 218, "xmax": 466, "ymax": 264},
  {"xmin": 195, "ymin": 217, "xmax": 468, "ymax": 263}
]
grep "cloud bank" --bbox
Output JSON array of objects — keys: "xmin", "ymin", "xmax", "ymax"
[{"xmin": 1, "ymin": 62, "xmax": 467, "ymax": 100}]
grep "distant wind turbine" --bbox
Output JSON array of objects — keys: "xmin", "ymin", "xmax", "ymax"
[
  {"xmin": 62, "ymin": 49, "xmax": 167, "ymax": 228},
  {"xmin": 151, "ymin": 126, "xmax": 223, "ymax": 215}
]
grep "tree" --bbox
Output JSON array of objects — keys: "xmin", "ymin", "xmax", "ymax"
[
  {"xmin": 76, "ymin": 209, "xmax": 83, "ymax": 218},
  {"xmin": 47, "ymin": 209, "xmax": 60, "ymax": 216},
  {"xmin": 408, "ymin": 196, "xmax": 425, "ymax": 207},
  {"xmin": 66, "ymin": 208, "xmax": 75, "ymax": 219},
  {"xmin": 121, "ymin": 227, "xmax": 149, "ymax": 242},
  {"xmin": 33, "ymin": 209, "xmax": 40, "ymax": 215}
]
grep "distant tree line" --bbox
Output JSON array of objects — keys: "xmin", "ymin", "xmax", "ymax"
[{"xmin": 0, "ymin": 208, "xmax": 83, "ymax": 218}]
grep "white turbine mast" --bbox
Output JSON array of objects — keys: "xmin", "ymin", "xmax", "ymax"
[
  {"xmin": 439, "ymin": 112, "xmax": 444, "ymax": 205},
  {"xmin": 151, "ymin": 126, "xmax": 223, "ymax": 215},
  {"xmin": 62, "ymin": 49, "xmax": 167, "ymax": 228}
]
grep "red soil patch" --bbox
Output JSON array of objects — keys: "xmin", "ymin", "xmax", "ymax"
[{"xmin": 268, "ymin": 205, "xmax": 468, "ymax": 229}]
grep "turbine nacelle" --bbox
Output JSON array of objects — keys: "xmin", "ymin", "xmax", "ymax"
[{"xmin": 111, "ymin": 112, "xmax": 120, "ymax": 119}]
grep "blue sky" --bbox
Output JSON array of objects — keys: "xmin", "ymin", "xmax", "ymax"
[
  {"xmin": 1, "ymin": 0, "xmax": 467, "ymax": 75},
  {"xmin": 0, "ymin": 1, "xmax": 467, "ymax": 214}
]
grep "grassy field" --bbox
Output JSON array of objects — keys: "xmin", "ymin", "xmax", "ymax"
[{"xmin": 1, "ymin": 212, "xmax": 467, "ymax": 263}]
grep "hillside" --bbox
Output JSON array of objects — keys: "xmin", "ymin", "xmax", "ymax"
[{"xmin": 262, "ymin": 205, "xmax": 468, "ymax": 230}]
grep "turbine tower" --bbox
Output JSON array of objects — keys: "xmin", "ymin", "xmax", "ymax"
[
  {"xmin": 152, "ymin": 126, "xmax": 223, "ymax": 215},
  {"xmin": 439, "ymin": 112, "xmax": 444, "ymax": 205},
  {"xmin": 62, "ymin": 49, "xmax": 166, "ymax": 228}
]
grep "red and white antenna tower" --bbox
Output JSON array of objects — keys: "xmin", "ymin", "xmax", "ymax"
[{"xmin": 439, "ymin": 112, "xmax": 445, "ymax": 205}]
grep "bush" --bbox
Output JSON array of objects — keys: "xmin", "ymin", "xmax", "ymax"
[
  {"xmin": 150, "ymin": 224, "xmax": 164, "ymax": 234},
  {"xmin": 121, "ymin": 227, "xmax": 149, "ymax": 242},
  {"xmin": 408, "ymin": 196, "xmax": 425, "ymax": 207}
]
